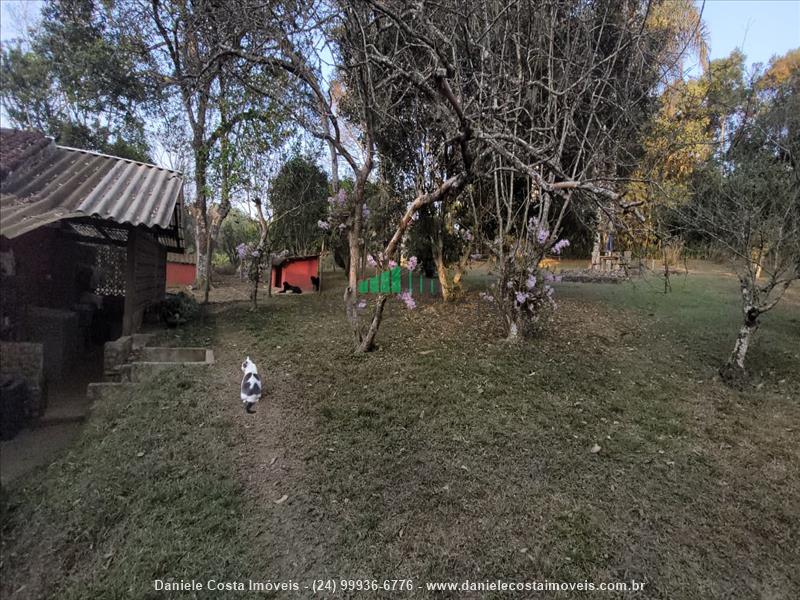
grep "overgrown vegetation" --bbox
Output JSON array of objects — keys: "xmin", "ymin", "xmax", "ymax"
[{"xmin": 4, "ymin": 269, "xmax": 796, "ymax": 599}]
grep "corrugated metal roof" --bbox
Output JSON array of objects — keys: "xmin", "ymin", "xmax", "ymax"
[
  {"xmin": 0, "ymin": 140, "xmax": 184, "ymax": 248},
  {"xmin": 0, "ymin": 128, "xmax": 51, "ymax": 181},
  {"xmin": 167, "ymin": 252, "xmax": 195, "ymax": 264}
]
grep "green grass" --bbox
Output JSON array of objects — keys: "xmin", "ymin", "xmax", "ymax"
[
  {"xmin": 2, "ymin": 265, "xmax": 798, "ymax": 599},
  {"xmin": 557, "ymin": 267, "xmax": 800, "ymax": 379},
  {"xmin": 1, "ymin": 369, "xmax": 252, "ymax": 599}
]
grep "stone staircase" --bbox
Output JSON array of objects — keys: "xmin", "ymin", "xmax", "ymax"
[{"xmin": 87, "ymin": 334, "xmax": 214, "ymax": 401}]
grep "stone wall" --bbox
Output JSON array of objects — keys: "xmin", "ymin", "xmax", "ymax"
[
  {"xmin": 103, "ymin": 335, "xmax": 133, "ymax": 376},
  {"xmin": 0, "ymin": 341, "xmax": 46, "ymax": 416},
  {"xmin": 24, "ymin": 307, "xmax": 80, "ymax": 382}
]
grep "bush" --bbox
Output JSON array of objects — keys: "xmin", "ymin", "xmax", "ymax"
[{"xmin": 159, "ymin": 292, "xmax": 199, "ymax": 327}]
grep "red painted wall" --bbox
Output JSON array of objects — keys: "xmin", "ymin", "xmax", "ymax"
[
  {"xmin": 272, "ymin": 257, "xmax": 319, "ymax": 292},
  {"xmin": 166, "ymin": 261, "xmax": 196, "ymax": 286}
]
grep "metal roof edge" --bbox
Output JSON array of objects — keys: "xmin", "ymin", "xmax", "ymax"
[{"xmin": 54, "ymin": 144, "xmax": 185, "ymax": 177}]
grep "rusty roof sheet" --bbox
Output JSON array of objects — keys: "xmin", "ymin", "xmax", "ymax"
[{"xmin": 0, "ymin": 140, "xmax": 184, "ymax": 246}]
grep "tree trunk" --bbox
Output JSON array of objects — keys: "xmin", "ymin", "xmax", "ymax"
[
  {"xmin": 721, "ymin": 311, "xmax": 759, "ymax": 384},
  {"xmin": 194, "ymin": 211, "xmax": 210, "ymax": 292},
  {"xmin": 192, "ymin": 131, "xmax": 211, "ymax": 291},
  {"xmin": 591, "ymin": 205, "xmax": 603, "ymax": 270},
  {"xmin": 506, "ymin": 316, "xmax": 520, "ymax": 342},
  {"xmin": 202, "ymin": 125, "xmax": 234, "ymax": 303},
  {"xmin": 433, "ymin": 239, "xmax": 458, "ymax": 302},
  {"xmin": 347, "ymin": 161, "xmax": 371, "ymax": 350},
  {"xmin": 249, "ymin": 257, "xmax": 261, "ymax": 310},
  {"xmin": 318, "ymin": 238, "xmax": 325, "ymax": 293},
  {"xmin": 201, "ymin": 214, "xmax": 228, "ymax": 304},
  {"xmin": 344, "ymin": 206, "xmax": 364, "ymax": 352},
  {"xmin": 429, "ymin": 223, "xmax": 449, "ymax": 302},
  {"xmin": 435, "ymin": 258, "xmax": 453, "ymax": 301},
  {"xmin": 203, "ymin": 225, "xmax": 214, "ymax": 304},
  {"xmin": 453, "ymin": 269, "xmax": 463, "ymax": 288},
  {"xmin": 266, "ymin": 259, "xmax": 272, "ymax": 297},
  {"xmin": 250, "ymin": 196, "xmax": 270, "ymax": 308},
  {"xmin": 358, "ymin": 295, "xmax": 388, "ymax": 352}
]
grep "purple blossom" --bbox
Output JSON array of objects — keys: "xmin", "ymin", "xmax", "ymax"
[
  {"xmin": 388, "ymin": 260, "xmax": 398, "ymax": 269},
  {"xmin": 479, "ymin": 291, "xmax": 494, "ymax": 302},
  {"xmin": 362, "ymin": 205, "xmax": 370, "ymax": 219},
  {"xmin": 515, "ymin": 291, "xmax": 529, "ymax": 305},
  {"xmin": 552, "ymin": 239, "xmax": 570, "ymax": 254},
  {"xmin": 406, "ymin": 256, "xmax": 418, "ymax": 271},
  {"xmin": 328, "ymin": 189, "xmax": 347, "ymax": 208},
  {"xmin": 236, "ymin": 243, "xmax": 248, "ymax": 260},
  {"xmin": 318, "ymin": 219, "xmax": 330, "ymax": 230},
  {"xmin": 526, "ymin": 275, "xmax": 537, "ymax": 289},
  {"xmin": 398, "ymin": 290, "xmax": 416, "ymax": 310},
  {"xmin": 537, "ymin": 229, "xmax": 550, "ymax": 244},
  {"xmin": 461, "ymin": 229, "xmax": 473, "ymax": 242},
  {"xmin": 367, "ymin": 254, "xmax": 377, "ymax": 268}
]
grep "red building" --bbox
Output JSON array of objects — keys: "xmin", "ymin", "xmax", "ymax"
[
  {"xmin": 271, "ymin": 255, "xmax": 320, "ymax": 292},
  {"xmin": 166, "ymin": 253, "xmax": 196, "ymax": 287}
]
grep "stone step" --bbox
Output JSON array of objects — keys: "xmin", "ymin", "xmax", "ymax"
[
  {"xmin": 35, "ymin": 398, "xmax": 90, "ymax": 427},
  {"xmin": 87, "ymin": 381, "xmax": 137, "ymax": 401},
  {"xmin": 36, "ymin": 413, "xmax": 87, "ymax": 427}
]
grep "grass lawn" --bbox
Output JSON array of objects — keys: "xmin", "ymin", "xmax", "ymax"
[{"xmin": 2, "ymin": 263, "xmax": 798, "ymax": 599}]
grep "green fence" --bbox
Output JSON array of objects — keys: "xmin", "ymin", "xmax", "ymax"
[{"xmin": 357, "ymin": 267, "xmax": 439, "ymax": 296}]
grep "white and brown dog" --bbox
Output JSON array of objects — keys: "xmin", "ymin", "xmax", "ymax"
[{"xmin": 240, "ymin": 357, "xmax": 262, "ymax": 414}]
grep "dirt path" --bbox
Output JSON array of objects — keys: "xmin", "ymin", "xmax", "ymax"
[{"xmin": 206, "ymin": 307, "xmax": 338, "ymax": 582}]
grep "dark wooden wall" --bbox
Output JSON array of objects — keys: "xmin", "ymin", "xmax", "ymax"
[{"xmin": 123, "ymin": 229, "xmax": 166, "ymax": 335}]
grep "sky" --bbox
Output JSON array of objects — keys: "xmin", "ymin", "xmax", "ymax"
[
  {"xmin": 700, "ymin": 0, "xmax": 799, "ymax": 66},
  {"xmin": 0, "ymin": 1, "xmax": 42, "ymax": 44}
]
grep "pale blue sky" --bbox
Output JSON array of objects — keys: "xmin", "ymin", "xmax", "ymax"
[{"xmin": 701, "ymin": 0, "xmax": 799, "ymax": 66}]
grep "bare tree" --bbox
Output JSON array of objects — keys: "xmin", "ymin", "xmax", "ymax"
[
  {"xmin": 219, "ymin": 0, "xmax": 697, "ymax": 349},
  {"xmin": 360, "ymin": 0, "xmax": 687, "ymax": 338},
  {"xmin": 670, "ymin": 51, "xmax": 800, "ymax": 383},
  {"xmin": 121, "ymin": 0, "xmax": 285, "ymax": 300},
  {"xmin": 214, "ymin": 1, "xmax": 385, "ymax": 348},
  {"xmin": 680, "ymin": 147, "xmax": 799, "ymax": 383}
]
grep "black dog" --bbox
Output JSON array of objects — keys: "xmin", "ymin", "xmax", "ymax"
[
  {"xmin": 310, "ymin": 276, "xmax": 320, "ymax": 292},
  {"xmin": 278, "ymin": 281, "xmax": 302, "ymax": 294}
]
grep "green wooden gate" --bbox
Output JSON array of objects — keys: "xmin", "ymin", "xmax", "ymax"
[{"xmin": 357, "ymin": 267, "xmax": 439, "ymax": 296}]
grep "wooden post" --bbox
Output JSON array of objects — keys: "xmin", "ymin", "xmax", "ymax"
[
  {"xmin": 266, "ymin": 256, "xmax": 272, "ymax": 298},
  {"xmin": 122, "ymin": 229, "xmax": 138, "ymax": 336},
  {"xmin": 318, "ymin": 241, "xmax": 325, "ymax": 293}
]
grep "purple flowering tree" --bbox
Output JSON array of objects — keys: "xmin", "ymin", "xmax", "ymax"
[
  {"xmin": 220, "ymin": 0, "xmax": 689, "ymax": 348},
  {"xmin": 244, "ymin": 192, "xmax": 294, "ymax": 310},
  {"xmin": 481, "ymin": 174, "xmax": 575, "ymax": 339}
]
